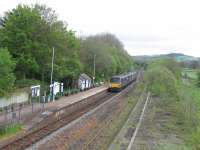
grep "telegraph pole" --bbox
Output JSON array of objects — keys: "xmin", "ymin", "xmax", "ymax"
[
  {"xmin": 50, "ymin": 47, "xmax": 55, "ymax": 101},
  {"xmin": 50, "ymin": 47, "xmax": 55, "ymax": 86},
  {"xmin": 93, "ymin": 54, "xmax": 96, "ymax": 86}
]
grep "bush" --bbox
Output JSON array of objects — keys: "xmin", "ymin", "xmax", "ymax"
[
  {"xmin": 196, "ymin": 71, "xmax": 200, "ymax": 87},
  {"xmin": 0, "ymin": 123, "xmax": 22, "ymax": 138},
  {"xmin": 0, "ymin": 48, "xmax": 15, "ymax": 97},
  {"xmin": 187, "ymin": 128, "xmax": 200, "ymax": 150},
  {"xmin": 150, "ymin": 59, "xmax": 181, "ymax": 80},
  {"xmin": 144, "ymin": 66, "xmax": 178, "ymax": 99},
  {"xmin": 15, "ymin": 79, "xmax": 41, "ymax": 88}
]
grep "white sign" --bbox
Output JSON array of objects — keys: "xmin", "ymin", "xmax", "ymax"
[
  {"xmin": 54, "ymin": 82, "xmax": 60, "ymax": 95},
  {"xmin": 31, "ymin": 85, "xmax": 40, "ymax": 97},
  {"xmin": 61, "ymin": 83, "xmax": 64, "ymax": 93},
  {"xmin": 50, "ymin": 82, "xmax": 60, "ymax": 95}
]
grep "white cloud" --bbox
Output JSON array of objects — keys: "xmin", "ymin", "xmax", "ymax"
[{"xmin": 1, "ymin": 0, "xmax": 200, "ymax": 56}]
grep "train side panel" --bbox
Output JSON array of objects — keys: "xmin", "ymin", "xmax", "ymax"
[{"xmin": 109, "ymin": 71, "xmax": 137, "ymax": 92}]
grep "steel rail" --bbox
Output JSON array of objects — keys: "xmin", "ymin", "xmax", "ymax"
[{"xmin": 126, "ymin": 92, "xmax": 150, "ymax": 150}]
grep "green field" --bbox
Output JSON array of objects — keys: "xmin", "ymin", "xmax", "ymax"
[{"xmin": 182, "ymin": 68, "xmax": 198, "ymax": 80}]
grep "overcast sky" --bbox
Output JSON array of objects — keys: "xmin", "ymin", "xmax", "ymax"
[{"xmin": 1, "ymin": 0, "xmax": 200, "ymax": 56}]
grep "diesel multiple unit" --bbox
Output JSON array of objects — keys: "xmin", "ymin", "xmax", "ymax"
[{"xmin": 109, "ymin": 72, "xmax": 137, "ymax": 92}]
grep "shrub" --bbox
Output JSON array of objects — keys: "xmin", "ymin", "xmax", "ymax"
[
  {"xmin": 144, "ymin": 66, "xmax": 178, "ymax": 99},
  {"xmin": 196, "ymin": 71, "xmax": 200, "ymax": 87},
  {"xmin": 15, "ymin": 79, "xmax": 41, "ymax": 88},
  {"xmin": 0, "ymin": 48, "xmax": 15, "ymax": 97},
  {"xmin": 149, "ymin": 59, "xmax": 181, "ymax": 80},
  {"xmin": 187, "ymin": 127, "xmax": 200, "ymax": 150},
  {"xmin": 0, "ymin": 123, "xmax": 22, "ymax": 138}
]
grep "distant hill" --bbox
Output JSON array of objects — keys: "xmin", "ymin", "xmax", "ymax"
[
  {"xmin": 133, "ymin": 53, "xmax": 199, "ymax": 62},
  {"xmin": 164, "ymin": 53, "xmax": 198, "ymax": 62}
]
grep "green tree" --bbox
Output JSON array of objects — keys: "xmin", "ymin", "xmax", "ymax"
[
  {"xmin": 80, "ymin": 33, "xmax": 134, "ymax": 80},
  {"xmin": 0, "ymin": 4, "xmax": 81, "ymax": 87},
  {"xmin": 150, "ymin": 58, "xmax": 181, "ymax": 79},
  {"xmin": 0, "ymin": 48, "xmax": 15, "ymax": 96},
  {"xmin": 144, "ymin": 59, "xmax": 181, "ymax": 99},
  {"xmin": 0, "ymin": 5, "xmax": 44, "ymax": 79}
]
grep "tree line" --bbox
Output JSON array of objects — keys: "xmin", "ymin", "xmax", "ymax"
[{"xmin": 0, "ymin": 4, "xmax": 134, "ymax": 96}]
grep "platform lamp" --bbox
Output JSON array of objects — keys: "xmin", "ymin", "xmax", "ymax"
[
  {"xmin": 93, "ymin": 54, "xmax": 96, "ymax": 87},
  {"xmin": 50, "ymin": 47, "xmax": 55, "ymax": 102}
]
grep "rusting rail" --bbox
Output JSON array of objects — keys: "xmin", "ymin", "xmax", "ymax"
[
  {"xmin": 83, "ymin": 70, "xmax": 143, "ymax": 150},
  {"xmin": 0, "ymin": 91, "xmax": 115, "ymax": 150},
  {"xmin": 1, "ymin": 71, "xmax": 142, "ymax": 150}
]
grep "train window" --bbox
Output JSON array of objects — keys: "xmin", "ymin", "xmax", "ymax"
[{"xmin": 111, "ymin": 77, "xmax": 120, "ymax": 82}]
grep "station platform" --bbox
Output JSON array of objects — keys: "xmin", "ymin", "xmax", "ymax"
[
  {"xmin": 47, "ymin": 85, "xmax": 108, "ymax": 110},
  {"xmin": 0, "ymin": 85, "xmax": 108, "ymax": 130}
]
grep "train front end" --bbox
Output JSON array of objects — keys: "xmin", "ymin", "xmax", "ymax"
[{"xmin": 109, "ymin": 76, "xmax": 122, "ymax": 92}]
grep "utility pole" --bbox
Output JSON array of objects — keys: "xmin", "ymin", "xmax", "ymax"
[
  {"xmin": 50, "ymin": 47, "xmax": 55, "ymax": 101},
  {"xmin": 93, "ymin": 54, "xmax": 96, "ymax": 86}
]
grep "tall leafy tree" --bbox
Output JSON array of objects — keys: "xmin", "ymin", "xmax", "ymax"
[
  {"xmin": 1, "ymin": 5, "xmax": 42, "ymax": 79},
  {"xmin": 80, "ymin": 33, "xmax": 134, "ymax": 80},
  {"xmin": 0, "ymin": 48, "xmax": 15, "ymax": 96},
  {"xmin": 0, "ymin": 4, "xmax": 81, "ymax": 86}
]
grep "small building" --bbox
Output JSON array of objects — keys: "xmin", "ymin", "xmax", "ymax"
[{"xmin": 78, "ymin": 73, "xmax": 92, "ymax": 90}]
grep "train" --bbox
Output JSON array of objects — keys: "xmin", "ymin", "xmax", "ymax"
[{"xmin": 109, "ymin": 71, "xmax": 138, "ymax": 92}]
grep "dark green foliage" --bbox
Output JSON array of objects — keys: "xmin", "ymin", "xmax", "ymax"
[
  {"xmin": 80, "ymin": 33, "xmax": 134, "ymax": 80},
  {"xmin": 15, "ymin": 79, "xmax": 41, "ymax": 88},
  {"xmin": 0, "ymin": 48, "xmax": 15, "ymax": 96},
  {"xmin": 0, "ymin": 4, "xmax": 81, "ymax": 84},
  {"xmin": 0, "ymin": 4, "xmax": 134, "ymax": 94}
]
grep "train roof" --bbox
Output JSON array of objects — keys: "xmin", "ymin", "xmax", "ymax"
[{"xmin": 111, "ymin": 71, "xmax": 137, "ymax": 79}]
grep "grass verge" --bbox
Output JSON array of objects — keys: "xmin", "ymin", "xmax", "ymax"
[{"xmin": 0, "ymin": 123, "xmax": 22, "ymax": 140}]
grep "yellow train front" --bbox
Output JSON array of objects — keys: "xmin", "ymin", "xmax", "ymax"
[
  {"xmin": 109, "ymin": 76, "xmax": 122, "ymax": 92},
  {"xmin": 109, "ymin": 72, "xmax": 137, "ymax": 92}
]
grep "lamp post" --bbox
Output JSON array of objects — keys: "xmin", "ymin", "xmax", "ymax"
[
  {"xmin": 93, "ymin": 54, "xmax": 96, "ymax": 87},
  {"xmin": 50, "ymin": 47, "xmax": 55, "ymax": 101}
]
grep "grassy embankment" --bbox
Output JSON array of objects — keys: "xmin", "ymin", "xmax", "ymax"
[
  {"xmin": 180, "ymin": 69, "xmax": 200, "ymax": 149},
  {"xmin": 143, "ymin": 59, "xmax": 200, "ymax": 150},
  {"xmin": 0, "ymin": 123, "xmax": 22, "ymax": 140}
]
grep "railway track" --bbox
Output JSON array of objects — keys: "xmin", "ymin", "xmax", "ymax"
[
  {"xmin": 0, "ymin": 92, "xmax": 115, "ymax": 150},
  {"xmin": 82, "ymin": 71, "xmax": 143, "ymax": 150},
  {"xmin": 1, "ymin": 71, "xmax": 142, "ymax": 150},
  {"xmin": 126, "ymin": 92, "xmax": 150, "ymax": 150},
  {"xmin": 83, "ymin": 89, "xmax": 146, "ymax": 150},
  {"xmin": 105, "ymin": 91, "xmax": 150, "ymax": 150}
]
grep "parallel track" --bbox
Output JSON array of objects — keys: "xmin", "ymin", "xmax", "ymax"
[
  {"xmin": 0, "ymin": 92, "xmax": 115, "ymax": 150},
  {"xmin": 1, "ymin": 71, "xmax": 142, "ymax": 150},
  {"xmin": 82, "ymin": 71, "xmax": 144, "ymax": 150},
  {"xmin": 83, "ymin": 84, "xmax": 142, "ymax": 150},
  {"xmin": 126, "ymin": 92, "xmax": 150, "ymax": 150}
]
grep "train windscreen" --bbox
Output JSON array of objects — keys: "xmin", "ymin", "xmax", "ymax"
[{"xmin": 110, "ymin": 77, "xmax": 120, "ymax": 83}]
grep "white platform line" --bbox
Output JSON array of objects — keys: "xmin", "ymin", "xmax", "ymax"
[{"xmin": 126, "ymin": 92, "xmax": 150, "ymax": 150}]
